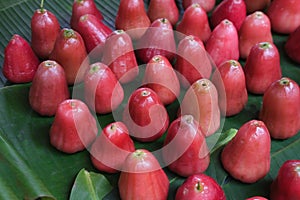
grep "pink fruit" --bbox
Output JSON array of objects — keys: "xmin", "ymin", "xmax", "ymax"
[
  {"xmin": 285, "ymin": 26, "xmax": 300, "ymax": 64},
  {"xmin": 182, "ymin": 0, "xmax": 216, "ymax": 12}
]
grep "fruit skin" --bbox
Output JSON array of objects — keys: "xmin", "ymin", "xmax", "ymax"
[
  {"xmin": 101, "ymin": 30, "xmax": 139, "ymax": 84},
  {"xmin": 70, "ymin": 0, "xmax": 104, "ymax": 31},
  {"xmin": 221, "ymin": 120, "xmax": 271, "ymax": 183},
  {"xmin": 212, "ymin": 60, "xmax": 248, "ymax": 117},
  {"xmin": 244, "ymin": 0, "xmax": 270, "ymax": 13},
  {"xmin": 29, "ymin": 60, "xmax": 69, "ymax": 116},
  {"xmin": 163, "ymin": 115, "xmax": 210, "ymax": 177},
  {"xmin": 49, "ymin": 28, "xmax": 89, "ymax": 85},
  {"xmin": 244, "ymin": 42, "xmax": 282, "ymax": 94},
  {"xmin": 176, "ymin": 3, "xmax": 211, "ymax": 43},
  {"xmin": 246, "ymin": 197, "xmax": 268, "ymax": 200},
  {"xmin": 84, "ymin": 62, "xmax": 124, "ymax": 114},
  {"xmin": 285, "ymin": 26, "xmax": 300, "ymax": 64},
  {"xmin": 205, "ymin": 19, "xmax": 239, "ymax": 68},
  {"xmin": 136, "ymin": 18, "xmax": 176, "ymax": 63},
  {"xmin": 239, "ymin": 11, "xmax": 273, "ymax": 59},
  {"xmin": 49, "ymin": 99, "xmax": 98, "ymax": 154},
  {"xmin": 115, "ymin": 0, "xmax": 151, "ymax": 40},
  {"xmin": 180, "ymin": 79, "xmax": 220, "ymax": 137},
  {"xmin": 175, "ymin": 35, "xmax": 212, "ymax": 88},
  {"xmin": 270, "ymin": 160, "xmax": 300, "ymax": 200},
  {"xmin": 175, "ymin": 174, "xmax": 226, "ymax": 200},
  {"xmin": 182, "ymin": 0, "xmax": 216, "ymax": 12},
  {"xmin": 142, "ymin": 55, "xmax": 180, "ymax": 105},
  {"xmin": 122, "ymin": 87, "xmax": 169, "ymax": 142},
  {"xmin": 267, "ymin": 0, "xmax": 300, "ymax": 34},
  {"xmin": 147, "ymin": 0, "xmax": 179, "ymax": 26},
  {"xmin": 211, "ymin": 0, "xmax": 246, "ymax": 30},
  {"xmin": 3, "ymin": 34, "xmax": 40, "ymax": 83},
  {"xmin": 90, "ymin": 121, "xmax": 135, "ymax": 173},
  {"xmin": 76, "ymin": 14, "xmax": 112, "ymax": 55},
  {"xmin": 118, "ymin": 149, "xmax": 169, "ymax": 200},
  {"xmin": 259, "ymin": 77, "xmax": 300, "ymax": 139},
  {"xmin": 31, "ymin": 8, "xmax": 60, "ymax": 59}
]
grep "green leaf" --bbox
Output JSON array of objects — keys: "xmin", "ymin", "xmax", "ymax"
[
  {"xmin": 208, "ymin": 128, "xmax": 238, "ymax": 154},
  {"xmin": 70, "ymin": 169, "xmax": 113, "ymax": 200}
]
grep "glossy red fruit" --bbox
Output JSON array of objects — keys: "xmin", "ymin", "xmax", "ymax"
[
  {"xmin": 122, "ymin": 87, "xmax": 169, "ymax": 142},
  {"xmin": 50, "ymin": 99, "xmax": 98, "ymax": 154},
  {"xmin": 136, "ymin": 18, "xmax": 176, "ymax": 63},
  {"xmin": 267, "ymin": 0, "xmax": 300, "ymax": 34},
  {"xmin": 31, "ymin": 5, "xmax": 60, "ymax": 59},
  {"xmin": 29, "ymin": 60, "xmax": 69, "ymax": 116},
  {"xmin": 182, "ymin": 0, "xmax": 216, "ymax": 12},
  {"xmin": 77, "ymin": 14, "xmax": 112, "ymax": 55},
  {"xmin": 206, "ymin": 19, "xmax": 239, "ymax": 68},
  {"xmin": 244, "ymin": 42, "xmax": 282, "ymax": 94},
  {"xmin": 246, "ymin": 196, "xmax": 268, "ymax": 200},
  {"xmin": 115, "ymin": 0, "xmax": 151, "ymax": 40},
  {"xmin": 221, "ymin": 120, "xmax": 271, "ymax": 183},
  {"xmin": 239, "ymin": 11, "xmax": 273, "ymax": 59},
  {"xmin": 142, "ymin": 55, "xmax": 180, "ymax": 105},
  {"xmin": 259, "ymin": 77, "xmax": 300, "ymax": 139},
  {"xmin": 118, "ymin": 149, "xmax": 169, "ymax": 200},
  {"xmin": 175, "ymin": 35, "xmax": 212, "ymax": 88},
  {"xmin": 90, "ymin": 121, "xmax": 135, "ymax": 173},
  {"xmin": 101, "ymin": 30, "xmax": 139, "ymax": 84},
  {"xmin": 212, "ymin": 60, "xmax": 248, "ymax": 116},
  {"xmin": 176, "ymin": 3, "xmax": 211, "ymax": 43},
  {"xmin": 244, "ymin": 0, "xmax": 270, "ymax": 13},
  {"xmin": 180, "ymin": 79, "xmax": 220, "ymax": 137},
  {"xmin": 163, "ymin": 115, "xmax": 210, "ymax": 177},
  {"xmin": 3, "ymin": 34, "xmax": 39, "ymax": 83},
  {"xmin": 70, "ymin": 0, "xmax": 104, "ymax": 31},
  {"xmin": 285, "ymin": 26, "xmax": 300, "ymax": 64},
  {"xmin": 147, "ymin": 0, "xmax": 179, "ymax": 26},
  {"xmin": 175, "ymin": 174, "xmax": 226, "ymax": 200},
  {"xmin": 211, "ymin": 0, "xmax": 246, "ymax": 30},
  {"xmin": 49, "ymin": 28, "xmax": 89, "ymax": 85},
  {"xmin": 84, "ymin": 62, "xmax": 124, "ymax": 114},
  {"xmin": 270, "ymin": 160, "xmax": 300, "ymax": 200}
]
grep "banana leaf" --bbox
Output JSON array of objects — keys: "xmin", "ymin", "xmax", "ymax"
[{"xmin": 0, "ymin": 0, "xmax": 300, "ymax": 199}]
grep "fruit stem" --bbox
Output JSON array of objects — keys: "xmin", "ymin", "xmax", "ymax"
[
  {"xmin": 279, "ymin": 77, "xmax": 290, "ymax": 86},
  {"xmin": 40, "ymin": 0, "xmax": 45, "ymax": 11},
  {"xmin": 196, "ymin": 181, "xmax": 202, "ymax": 191}
]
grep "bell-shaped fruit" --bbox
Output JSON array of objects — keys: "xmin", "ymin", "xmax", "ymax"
[
  {"xmin": 239, "ymin": 11, "xmax": 273, "ymax": 59},
  {"xmin": 176, "ymin": 3, "xmax": 211, "ymax": 43},
  {"xmin": 221, "ymin": 120, "xmax": 271, "ymax": 183},
  {"xmin": 147, "ymin": 0, "xmax": 179, "ymax": 26},
  {"xmin": 118, "ymin": 149, "xmax": 169, "ymax": 200},
  {"xmin": 212, "ymin": 60, "xmax": 248, "ymax": 116},
  {"xmin": 206, "ymin": 19, "xmax": 239, "ymax": 68},
  {"xmin": 122, "ymin": 87, "xmax": 169, "ymax": 142},
  {"xmin": 182, "ymin": 0, "xmax": 216, "ymax": 12},
  {"xmin": 244, "ymin": 42, "xmax": 282, "ymax": 94},
  {"xmin": 163, "ymin": 115, "xmax": 210, "ymax": 177},
  {"xmin": 180, "ymin": 79, "xmax": 220, "ymax": 137},
  {"xmin": 49, "ymin": 28, "xmax": 89, "ymax": 85},
  {"xmin": 142, "ymin": 55, "xmax": 180, "ymax": 105},
  {"xmin": 211, "ymin": 0, "xmax": 246, "ymax": 30},
  {"xmin": 244, "ymin": 0, "xmax": 270, "ymax": 13},
  {"xmin": 259, "ymin": 77, "xmax": 300, "ymax": 139},
  {"xmin": 70, "ymin": 0, "xmax": 104, "ymax": 31},
  {"xmin": 270, "ymin": 160, "xmax": 300, "ymax": 200},
  {"xmin": 267, "ymin": 0, "xmax": 300, "ymax": 34},
  {"xmin": 77, "ymin": 14, "xmax": 112, "ymax": 55},
  {"xmin": 115, "ymin": 0, "xmax": 151, "ymax": 40},
  {"xmin": 84, "ymin": 62, "xmax": 124, "ymax": 114},
  {"xmin": 175, "ymin": 35, "xmax": 212, "ymax": 88},
  {"xmin": 29, "ymin": 60, "xmax": 69, "ymax": 116},
  {"xmin": 50, "ymin": 99, "xmax": 98, "ymax": 153},
  {"xmin": 246, "ymin": 197, "xmax": 268, "ymax": 200},
  {"xmin": 285, "ymin": 26, "xmax": 300, "ymax": 64},
  {"xmin": 31, "ymin": 4, "xmax": 60, "ymax": 59},
  {"xmin": 102, "ymin": 30, "xmax": 139, "ymax": 84},
  {"xmin": 136, "ymin": 18, "xmax": 176, "ymax": 63},
  {"xmin": 90, "ymin": 121, "xmax": 135, "ymax": 173},
  {"xmin": 175, "ymin": 174, "xmax": 226, "ymax": 200},
  {"xmin": 3, "ymin": 34, "xmax": 39, "ymax": 83}
]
